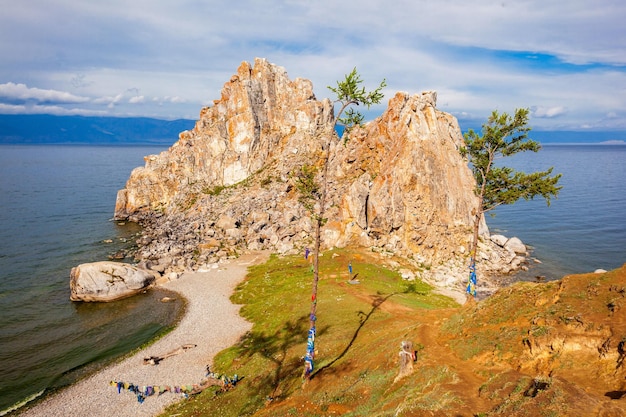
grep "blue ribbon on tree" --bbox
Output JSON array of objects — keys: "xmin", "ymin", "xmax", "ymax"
[
  {"xmin": 304, "ymin": 326, "xmax": 316, "ymax": 376},
  {"xmin": 466, "ymin": 261, "xmax": 477, "ymax": 297}
]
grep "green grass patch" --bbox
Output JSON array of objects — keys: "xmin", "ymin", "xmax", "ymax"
[
  {"xmin": 203, "ymin": 184, "xmax": 227, "ymax": 196},
  {"xmin": 160, "ymin": 248, "xmax": 457, "ymax": 417}
]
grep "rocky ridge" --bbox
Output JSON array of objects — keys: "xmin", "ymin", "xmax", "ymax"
[{"xmin": 114, "ymin": 58, "xmax": 528, "ymax": 297}]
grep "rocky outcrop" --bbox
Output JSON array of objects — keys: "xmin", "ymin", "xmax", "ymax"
[
  {"xmin": 114, "ymin": 58, "xmax": 333, "ymax": 220},
  {"xmin": 70, "ymin": 261, "xmax": 155, "ymax": 302},
  {"xmin": 113, "ymin": 58, "xmax": 525, "ymax": 294}
]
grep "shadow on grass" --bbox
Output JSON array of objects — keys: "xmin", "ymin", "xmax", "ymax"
[
  {"xmin": 235, "ymin": 315, "xmax": 329, "ymax": 400},
  {"xmin": 315, "ymin": 292, "xmax": 395, "ymax": 378}
]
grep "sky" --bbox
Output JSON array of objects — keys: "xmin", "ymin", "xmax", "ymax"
[{"xmin": 1, "ymin": 0, "xmax": 625, "ymax": 131}]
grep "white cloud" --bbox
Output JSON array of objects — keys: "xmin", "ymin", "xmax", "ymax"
[
  {"xmin": 93, "ymin": 93, "xmax": 124, "ymax": 105},
  {"xmin": 0, "ymin": 103, "xmax": 26, "ymax": 113},
  {"xmin": 0, "ymin": 82, "xmax": 89, "ymax": 104},
  {"xmin": 531, "ymin": 106, "xmax": 567, "ymax": 118},
  {"xmin": 154, "ymin": 96, "xmax": 187, "ymax": 104},
  {"xmin": 0, "ymin": 1, "xmax": 624, "ymax": 129}
]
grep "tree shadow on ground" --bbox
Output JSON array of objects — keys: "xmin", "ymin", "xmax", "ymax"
[
  {"xmin": 235, "ymin": 314, "xmax": 329, "ymax": 401},
  {"xmin": 314, "ymin": 292, "xmax": 395, "ymax": 378}
]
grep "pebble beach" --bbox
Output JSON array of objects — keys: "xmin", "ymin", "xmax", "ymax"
[{"xmin": 17, "ymin": 252, "xmax": 267, "ymax": 417}]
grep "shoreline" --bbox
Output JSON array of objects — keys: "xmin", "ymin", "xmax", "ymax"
[
  {"xmin": 3, "ymin": 287, "xmax": 184, "ymax": 417},
  {"xmin": 17, "ymin": 252, "xmax": 268, "ymax": 417}
]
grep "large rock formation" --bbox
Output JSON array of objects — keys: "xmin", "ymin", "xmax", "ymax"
[
  {"xmin": 114, "ymin": 58, "xmax": 332, "ymax": 219},
  {"xmin": 70, "ymin": 261, "xmax": 155, "ymax": 302},
  {"xmin": 114, "ymin": 58, "xmax": 524, "ymax": 294}
]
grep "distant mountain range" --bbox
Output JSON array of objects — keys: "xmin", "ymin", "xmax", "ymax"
[
  {"xmin": 0, "ymin": 114, "xmax": 195, "ymax": 145},
  {"xmin": 0, "ymin": 114, "xmax": 624, "ymax": 145}
]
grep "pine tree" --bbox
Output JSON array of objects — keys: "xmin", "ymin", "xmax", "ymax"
[
  {"xmin": 461, "ymin": 108, "xmax": 562, "ymax": 296},
  {"xmin": 296, "ymin": 68, "xmax": 385, "ymax": 380}
]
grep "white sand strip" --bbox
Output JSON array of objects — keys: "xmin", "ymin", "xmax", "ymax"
[{"xmin": 18, "ymin": 252, "xmax": 267, "ymax": 417}]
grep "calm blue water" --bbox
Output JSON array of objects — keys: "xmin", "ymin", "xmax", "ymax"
[
  {"xmin": 0, "ymin": 145, "xmax": 183, "ymax": 414},
  {"xmin": 488, "ymin": 144, "xmax": 626, "ymax": 280}
]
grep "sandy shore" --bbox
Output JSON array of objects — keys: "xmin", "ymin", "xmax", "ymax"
[{"xmin": 18, "ymin": 252, "xmax": 268, "ymax": 417}]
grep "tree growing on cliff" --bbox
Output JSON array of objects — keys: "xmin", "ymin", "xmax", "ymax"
[
  {"xmin": 296, "ymin": 68, "xmax": 386, "ymax": 380},
  {"xmin": 461, "ymin": 108, "xmax": 562, "ymax": 296}
]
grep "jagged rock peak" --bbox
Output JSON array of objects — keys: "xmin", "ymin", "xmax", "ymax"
[
  {"xmin": 115, "ymin": 58, "xmax": 333, "ymax": 219},
  {"xmin": 327, "ymin": 90, "xmax": 480, "ymax": 251},
  {"xmin": 114, "ymin": 58, "xmax": 523, "ymax": 295}
]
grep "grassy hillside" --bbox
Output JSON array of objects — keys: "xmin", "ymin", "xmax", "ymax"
[{"xmin": 161, "ymin": 249, "xmax": 626, "ymax": 416}]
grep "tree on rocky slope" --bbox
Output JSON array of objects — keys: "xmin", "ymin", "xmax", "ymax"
[
  {"xmin": 296, "ymin": 68, "xmax": 386, "ymax": 380},
  {"xmin": 461, "ymin": 108, "xmax": 562, "ymax": 296}
]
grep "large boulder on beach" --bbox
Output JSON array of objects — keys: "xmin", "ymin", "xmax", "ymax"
[{"xmin": 70, "ymin": 261, "xmax": 155, "ymax": 302}]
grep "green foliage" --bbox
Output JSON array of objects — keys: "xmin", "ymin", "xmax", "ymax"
[
  {"xmin": 201, "ymin": 172, "xmax": 258, "ymax": 197},
  {"xmin": 462, "ymin": 108, "xmax": 563, "ymax": 214},
  {"xmin": 328, "ymin": 67, "xmax": 386, "ymax": 140},
  {"xmin": 203, "ymin": 184, "xmax": 226, "ymax": 196},
  {"xmin": 295, "ymin": 68, "xmax": 386, "ymax": 204},
  {"xmin": 260, "ymin": 175, "xmax": 273, "ymax": 187},
  {"xmin": 292, "ymin": 164, "xmax": 320, "ymax": 216}
]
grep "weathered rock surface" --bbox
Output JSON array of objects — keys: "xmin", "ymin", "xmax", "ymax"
[
  {"xmin": 114, "ymin": 58, "xmax": 333, "ymax": 220},
  {"xmin": 504, "ymin": 236, "xmax": 527, "ymax": 255},
  {"xmin": 113, "ymin": 58, "xmax": 526, "ymax": 295},
  {"xmin": 70, "ymin": 261, "xmax": 155, "ymax": 302}
]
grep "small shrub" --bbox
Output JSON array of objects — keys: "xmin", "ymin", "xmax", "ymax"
[
  {"xmin": 260, "ymin": 176, "xmax": 273, "ymax": 187},
  {"xmin": 204, "ymin": 185, "xmax": 226, "ymax": 196}
]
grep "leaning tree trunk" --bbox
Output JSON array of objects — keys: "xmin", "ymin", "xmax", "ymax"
[
  {"xmin": 303, "ymin": 126, "xmax": 335, "ymax": 381},
  {"xmin": 303, "ymin": 211, "xmax": 322, "ymax": 379},
  {"xmin": 470, "ymin": 212, "xmax": 481, "ymax": 262},
  {"xmin": 467, "ymin": 192, "xmax": 484, "ymax": 298}
]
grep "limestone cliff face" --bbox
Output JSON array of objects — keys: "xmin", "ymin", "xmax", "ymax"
[
  {"xmin": 322, "ymin": 91, "xmax": 481, "ymax": 255},
  {"xmin": 114, "ymin": 58, "xmax": 333, "ymax": 219},
  {"xmin": 114, "ymin": 58, "xmax": 521, "ymax": 292}
]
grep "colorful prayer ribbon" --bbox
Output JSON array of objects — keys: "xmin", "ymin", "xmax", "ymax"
[
  {"xmin": 466, "ymin": 260, "xmax": 477, "ymax": 297},
  {"xmin": 109, "ymin": 372, "xmax": 241, "ymax": 404}
]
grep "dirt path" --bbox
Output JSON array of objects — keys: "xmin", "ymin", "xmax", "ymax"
[{"xmin": 411, "ymin": 310, "xmax": 494, "ymax": 414}]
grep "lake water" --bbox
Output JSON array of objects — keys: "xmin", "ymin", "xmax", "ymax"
[
  {"xmin": 487, "ymin": 144, "xmax": 626, "ymax": 280},
  {"xmin": 0, "ymin": 143, "xmax": 624, "ymax": 414},
  {"xmin": 0, "ymin": 145, "xmax": 184, "ymax": 414}
]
